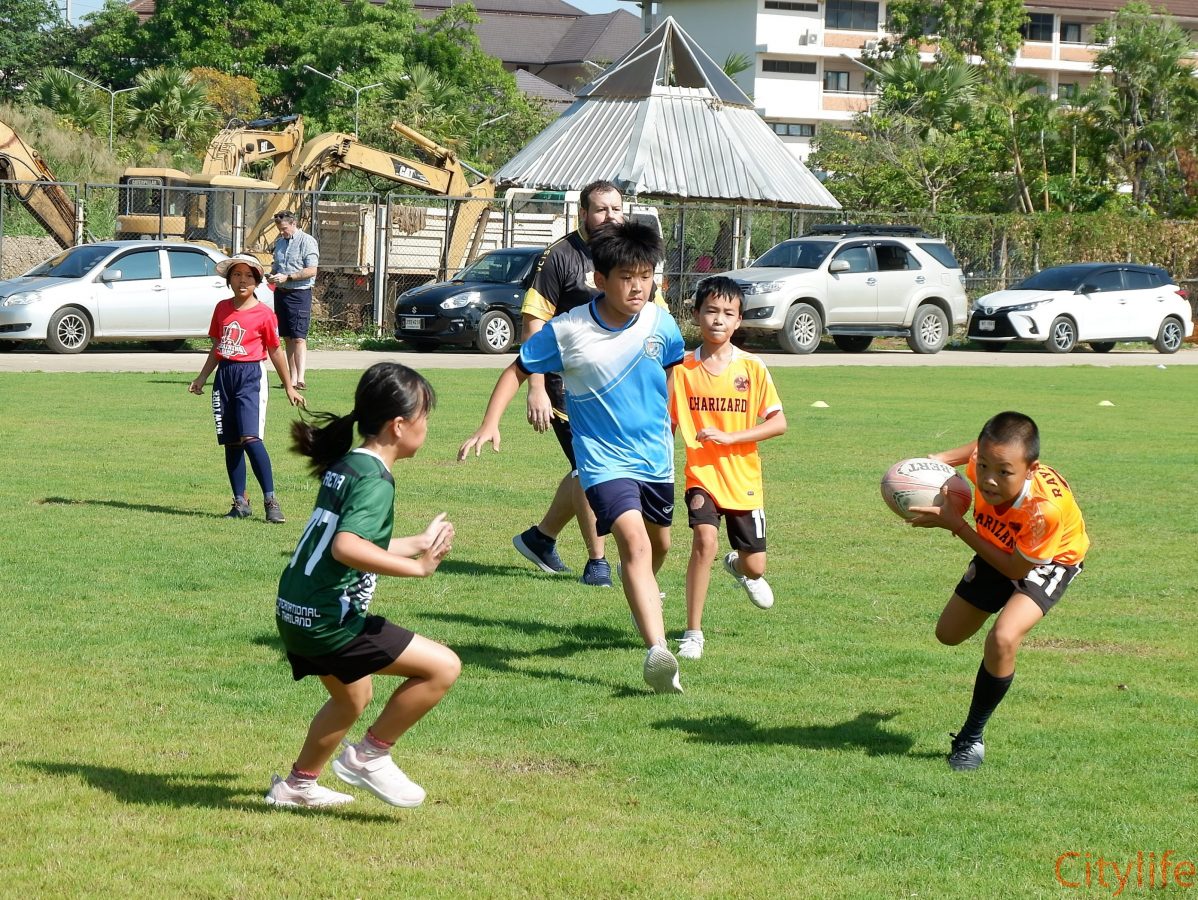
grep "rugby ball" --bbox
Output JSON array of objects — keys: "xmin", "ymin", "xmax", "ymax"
[{"xmin": 881, "ymin": 458, "xmax": 973, "ymax": 520}]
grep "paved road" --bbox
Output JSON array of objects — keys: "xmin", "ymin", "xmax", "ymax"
[{"xmin": 1, "ymin": 344, "xmax": 1195, "ymax": 373}]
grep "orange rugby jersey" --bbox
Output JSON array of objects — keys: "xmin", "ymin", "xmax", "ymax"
[
  {"xmin": 966, "ymin": 453, "xmax": 1090, "ymax": 566},
  {"xmin": 670, "ymin": 347, "xmax": 783, "ymax": 510}
]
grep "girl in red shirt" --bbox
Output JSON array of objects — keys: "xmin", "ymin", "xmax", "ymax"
[{"xmin": 189, "ymin": 254, "xmax": 305, "ymax": 522}]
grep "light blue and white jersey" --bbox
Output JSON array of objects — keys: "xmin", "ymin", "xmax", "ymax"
[{"xmin": 519, "ymin": 298, "xmax": 685, "ymax": 490}]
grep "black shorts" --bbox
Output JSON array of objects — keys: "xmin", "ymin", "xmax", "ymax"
[
  {"xmin": 274, "ymin": 287, "xmax": 312, "ymax": 339},
  {"xmin": 685, "ymin": 487, "xmax": 767, "ymax": 553},
  {"xmin": 286, "ymin": 615, "xmax": 415, "ymax": 684},
  {"xmin": 549, "ymin": 413, "xmax": 577, "ymax": 470},
  {"xmin": 955, "ymin": 554, "xmax": 1083, "ymax": 616},
  {"xmin": 212, "ymin": 359, "xmax": 267, "ymax": 444},
  {"xmin": 545, "ymin": 373, "xmax": 576, "ymax": 469},
  {"xmin": 585, "ymin": 478, "xmax": 674, "ymax": 536}
]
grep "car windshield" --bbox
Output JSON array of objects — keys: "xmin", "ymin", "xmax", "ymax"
[
  {"xmin": 751, "ymin": 240, "xmax": 835, "ymax": 270},
  {"xmin": 26, "ymin": 245, "xmax": 116, "ymax": 279},
  {"xmin": 457, "ymin": 251, "xmax": 534, "ymax": 284},
  {"xmin": 1014, "ymin": 268, "xmax": 1089, "ymax": 291}
]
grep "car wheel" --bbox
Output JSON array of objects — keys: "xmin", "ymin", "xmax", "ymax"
[
  {"xmin": 46, "ymin": 307, "xmax": 92, "ymax": 354},
  {"xmin": 1089, "ymin": 341, "xmax": 1116, "ymax": 353},
  {"xmin": 906, "ymin": 304, "xmax": 949, "ymax": 354},
  {"xmin": 1154, "ymin": 317, "xmax": 1185, "ymax": 354},
  {"xmin": 404, "ymin": 338, "xmax": 440, "ymax": 352},
  {"xmin": 1046, "ymin": 316, "xmax": 1077, "ymax": 353},
  {"xmin": 832, "ymin": 335, "xmax": 873, "ymax": 353},
  {"xmin": 149, "ymin": 339, "xmax": 187, "ymax": 352},
  {"xmin": 779, "ymin": 302, "xmax": 822, "ymax": 354},
  {"xmin": 476, "ymin": 309, "xmax": 516, "ymax": 354}
]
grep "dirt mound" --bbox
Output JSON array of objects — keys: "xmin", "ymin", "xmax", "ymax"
[{"xmin": 1, "ymin": 236, "xmax": 61, "ymax": 278}]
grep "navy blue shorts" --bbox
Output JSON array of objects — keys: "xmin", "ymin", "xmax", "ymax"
[
  {"xmin": 274, "ymin": 287, "xmax": 312, "ymax": 339},
  {"xmin": 212, "ymin": 359, "xmax": 267, "ymax": 444},
  {"xmin": 286, "ymin": 615, "xmax": 416, "ymax": 684},
  {"xmin": 584, "ymin": 478, "xmax": 674, "ymax": 535}
]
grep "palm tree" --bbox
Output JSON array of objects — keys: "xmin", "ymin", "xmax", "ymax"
[
  {"xmin": 874, "ymin": 52, "xmax": 980, "ymax": 138},
  {"xmin": 126, "ymin": 67, "xmax": 214, "ymax": 144},
  {"xmin": 383, "ymin": 64, "xmax": 464, "ymax": 147},
  {"xmin": 983, "ymin": 70, "xmax": 1055, "ymax": 212},
  {"xmin": 28, "ymin": 69, "xmax": 108, "ymax": 133}
]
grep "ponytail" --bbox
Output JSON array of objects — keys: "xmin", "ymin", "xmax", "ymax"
[
  {"xmin": 291, "ymin": 412, "xmax": 357, "ymax": 477},
  {"xmin": 290, "ymin": 363, "xmax": 435, "ymax": 477}
]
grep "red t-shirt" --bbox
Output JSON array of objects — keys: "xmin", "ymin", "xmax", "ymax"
[{"xmin": 207, "ymin": 298, "xmax": 281, "ymax": 362}]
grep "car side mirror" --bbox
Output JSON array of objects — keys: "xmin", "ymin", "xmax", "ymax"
[
  {"xmin": 99, "ymin": 269, "xmax": 123, "ymax": 283},
  {"xmin": 829, "ymin": 259, "xmax": 850, "ymax": 274}
]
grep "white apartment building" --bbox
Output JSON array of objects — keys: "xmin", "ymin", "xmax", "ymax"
[{"xmin": 654, "ymin": 0, "xmax": 1198, "ymax": 161}]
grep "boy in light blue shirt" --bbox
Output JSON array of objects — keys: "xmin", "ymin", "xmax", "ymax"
[{"xmin": 459, "ymin": 221, "xmax": 686, "ymax": 693}]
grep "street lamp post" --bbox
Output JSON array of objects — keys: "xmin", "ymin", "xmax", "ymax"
[
  {"xmin": 302, "ymin": 65, "xmax": 383, "ymax": 135},
  {"xmin": 64, "ymin": 69, "xmax": 137, "ymax": 151},
  {"xmin": 474, "ymin": 112, "xmax": 512, "ymax": 142}
]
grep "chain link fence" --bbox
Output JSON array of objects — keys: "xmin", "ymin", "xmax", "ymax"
[{"xmin": 4, "ymin": 177, "xmax": 1198, "ymax": 332}]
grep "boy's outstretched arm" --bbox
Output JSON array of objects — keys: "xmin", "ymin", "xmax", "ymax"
[
  {"xmin": 695, "ymin": 410, "xmax": 788, "ymax": 446},
  {"xmin": 930, "ymin": 440, "xmax": 976, "ymax": 467},
  {"xmin": 457, "ymin": 361, "xmax": 530, "ymax": 460}
]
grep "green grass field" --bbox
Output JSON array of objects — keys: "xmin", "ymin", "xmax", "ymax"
[{"xmin": 1, "ymin": 365, "xmax": 1195, "ymax": 898}]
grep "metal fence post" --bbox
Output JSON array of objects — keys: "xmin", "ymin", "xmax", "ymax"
[
  {"xmin": 0, "ymin": 185, "xmax": 6, "ymax": 272},
  {"xmin": 374, "ymin": 198, "xmax": 387, "ymax": 334}
]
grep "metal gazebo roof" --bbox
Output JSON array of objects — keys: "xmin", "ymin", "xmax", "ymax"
[{"xmin": 495, "ymin": 16, "xmax": 840, "ymax": 209}]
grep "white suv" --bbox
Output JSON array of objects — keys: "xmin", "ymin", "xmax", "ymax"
[{"xmin": 724, "ymin": 225, "xmax": 969, "ymax": 354}]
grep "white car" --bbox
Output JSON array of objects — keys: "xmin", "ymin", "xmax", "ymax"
[
  {"xmin": 968, "ymin": 263, "xmax": 1193, "ymax": 354},
  {"xmin": 0, "ymin": 241, "xmax": 273, "ymax": 354},
  {"xmin": 724, "ymin": 225, "xmax": 969, "ymax": 354}
]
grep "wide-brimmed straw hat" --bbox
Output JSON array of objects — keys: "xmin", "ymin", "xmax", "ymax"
[{"xmin": 215, "ymin": 253, "xmax": 265, "ymax": 278}]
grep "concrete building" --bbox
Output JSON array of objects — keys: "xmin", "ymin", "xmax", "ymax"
[{"xmin": 653, "ymin": 0, "xmax": 1198, "ymax": 161}]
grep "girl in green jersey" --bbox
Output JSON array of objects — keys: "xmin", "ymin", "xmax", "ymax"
[{"xmin": 267, "ymin": 363, "xmax": 460, "ymax": 809}]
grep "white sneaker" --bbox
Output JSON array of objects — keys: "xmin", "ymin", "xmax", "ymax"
[
  {"xmin": 331, "ymin": 742, "xmax": 427, "ymax": 808},
  {"xmin": 264, "ymin": 774, "xmax": 353, "ymax": 808},
  {"xmin": 643, "ymin": 643, "xmax": 683, "ymax": 693},
  {"xmin": 724, "ymin": 551, "xmax": 774, "ymax": 609},
  {"xmin": 677, "ymin": 630, "xmax": 705, "ymax": 660}
]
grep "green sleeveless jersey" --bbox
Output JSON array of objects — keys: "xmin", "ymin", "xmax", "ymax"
[{"xmin": 276, "ymin": 449, "xmax": 395, "ymax": 656}]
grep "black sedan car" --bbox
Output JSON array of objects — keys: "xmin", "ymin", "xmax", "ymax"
[{"xmin": 394, "ymin": 246, "xmax": 543, "ymax": 354}]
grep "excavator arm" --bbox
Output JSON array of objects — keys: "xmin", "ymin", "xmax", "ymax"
[
  {"xmin": 245, "ymin": 125, "xmax": 495, "ymax": 276},
  {"xmin": 0, "ymin": 120, "xmax": 79, "ymax": 249},
  {"xmin": 201, "ymin": 114, "xmax": 306, "ymax": 183}
]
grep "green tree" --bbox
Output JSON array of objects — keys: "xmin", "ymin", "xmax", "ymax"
[
  {"xmin": 873, "ymin": 51, "xmax": 980, "ymax": 136},
  {"xmin": 26, "ymin": 68, "xmax": 109, "ymax": 133},
  {"xmin": 881, "ymin": 0, "xmax": 1026, "ymax": 67},
  {"xmin": 1087, "ymin": 1, "xmax": 1196, "ymax": 211},
  {"xmin": 981, "ymin": 70, "xmax": 1055, "ymax": 212},
  {"xmin": 72, "ymin": 0, "xmax": 142, "ymax": 88},
  {"xmin": 126, "ymin": 67, "xmax": 216, "ymax": 145},
  {"xmin": 0, "ymin": 0, "xmax": 69, "ymax": 101}
]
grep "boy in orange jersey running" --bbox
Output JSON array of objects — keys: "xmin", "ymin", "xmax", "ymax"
[
  {"xmin": 669, "ymin": 277, "xmax": 787, "ymax": 660},
  {"xmin": 910, "ymin": 411, "xmax": 1089, "ymax": 772}
]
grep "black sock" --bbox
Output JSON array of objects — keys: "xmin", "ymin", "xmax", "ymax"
[
  {"xmin": 958, "ymin": 661, "xmax": 1014, "ymax": 744},
  {"xmin": 532, "ymin": 525, "xmax": 553, "ymax": 543}
]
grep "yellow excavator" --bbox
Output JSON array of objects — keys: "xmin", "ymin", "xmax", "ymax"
[
  {"xmin": 201, "ymin": 114, "xmax": 305, "ymax": 180},
  {"xmin": 115, "ymin": 119, "xmax": 494, "ymax": 278},
  {"xmin": 0, "ymin": 120, "xmax": 80, "ymax": 248},
  {"xmin": 242, "ymin": 121, "xmax": 494, "ymax": 273}
]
